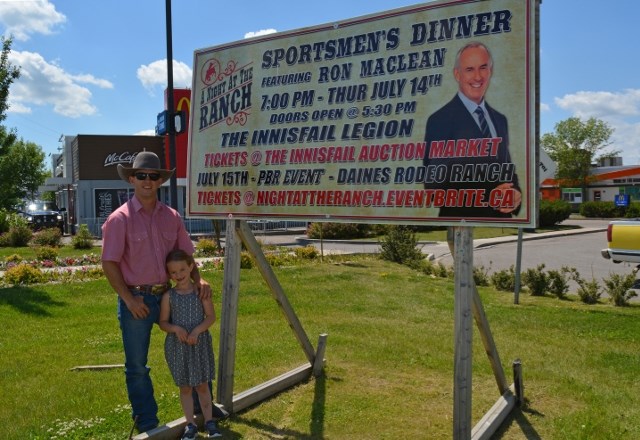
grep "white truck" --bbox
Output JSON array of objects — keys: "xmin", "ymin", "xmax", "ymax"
[{"xmin": 601, "ymin": 220, "xmax": 640, "ymax": 264}]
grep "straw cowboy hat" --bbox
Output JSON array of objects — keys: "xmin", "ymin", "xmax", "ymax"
[{"xmin": 117, "ymin": 151, "xmax": 175, "ymax": 182}]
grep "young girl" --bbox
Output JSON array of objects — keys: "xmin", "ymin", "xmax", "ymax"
[{"xmin": 159, "ymin": 249, "xmax": 222, "ymax": 439}]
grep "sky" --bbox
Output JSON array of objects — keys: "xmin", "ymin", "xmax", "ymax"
[{"xmin": 1, "ymin": 0, "xmax": 639, "ymax": 170}]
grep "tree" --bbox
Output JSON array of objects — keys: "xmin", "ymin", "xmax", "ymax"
[
  {"xmin": 0, "ymin": 139, "xmax": 48, "ymax": 209},
  {"xmin": 0, "ymin": 36, "xmax": 21, "ymax": 156},
  {"xmin": 541, "ymin": 117, "xmax": 617, "ymax": 196},
  {"xmin": 0, "ymin": 37, "xmax": 49, "ymax": 210}
]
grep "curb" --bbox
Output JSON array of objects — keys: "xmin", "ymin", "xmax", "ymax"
[{"xmin": 472, "ymin": 227, "xmax": 606, "ymax": 249}]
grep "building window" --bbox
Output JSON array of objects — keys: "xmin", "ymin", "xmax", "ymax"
[{"xmin": 562, "ymin": 188, "xmax": 583, "ymax": 203}]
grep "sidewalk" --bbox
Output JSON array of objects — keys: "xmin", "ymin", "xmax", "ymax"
[{"xmin": 473, "ymin": 218, "xmax": 608, "ymax": 249}]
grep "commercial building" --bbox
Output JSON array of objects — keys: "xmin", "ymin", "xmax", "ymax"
[
  {"xmin": 44, "ymin": 134, "xmax": 184, "ymax": 235},
  {"xmin": 540, "ymin": 155, "xmax": 640, "ymax": 208}
]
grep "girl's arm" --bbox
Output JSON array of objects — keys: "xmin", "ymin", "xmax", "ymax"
[{"xmin": 158, "ymin": 292, "xmax": 188, "ymax": 343}]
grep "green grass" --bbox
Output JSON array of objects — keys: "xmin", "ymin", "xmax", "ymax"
[{"xmin": 1, "ymin": 256, "xmax": 639, "ymax": 439}]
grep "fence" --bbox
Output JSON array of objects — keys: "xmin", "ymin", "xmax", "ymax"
[{"xmin": 82, "ymin": 218, "xmax": 308, "ymax": 239}]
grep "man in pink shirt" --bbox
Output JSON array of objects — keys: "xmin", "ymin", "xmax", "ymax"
[{"xmin": 102, "ymin": 151, "xmax": 211, "ymax": 433}]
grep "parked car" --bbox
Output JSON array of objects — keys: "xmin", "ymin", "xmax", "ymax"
[{"xmin": 17, "ymin": 200, "xmax": 65, "ymax": 233}]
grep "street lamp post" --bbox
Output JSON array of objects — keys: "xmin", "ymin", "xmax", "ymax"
[{"xmin": 165, "ymin": 0, "xmax": 178, "ymax": 210}]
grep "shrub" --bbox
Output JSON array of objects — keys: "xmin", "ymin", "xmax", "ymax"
[
  {"xmin": 435, "ymin": 262, "xmax": 453, "ymax": 278},
  {"xmin": 547, "ymin": 266, "xmax": 576, "ymax": 299},
  {"xmin": 473, "ymin": 265, "xmax": 490, "ymax": 287},
  {"xmin": 522, "ymin": 264, "xmax": 548, "ymax": 296},
  {"xmin": 623, "ymin": 202, "xmax": 640, "ymax": 218},
  {"xmin": 539, "ymin": 199, "xmax": 572, "ymax": 227},
  {"xmin": 579, "ymin": 201, "xmax": 621, "ymax": 218},
  {"xmin": 240, "ymin": 251, "xmax": 254, "ymax": 269},
  {"xmin": 2, "ymin": 224, "xmax": 33, "ymax": 247},
  {"xmin": 491, "ymin": 265, "xmax": 516, "ymax": 292},
  {"xmin": 570, "ymin": 271, "xmax": 602, "ymax": 304},
  {"xmin": 71, "ymin": 224, "xmax": 95, "ymax": 250},
  {"xmin": 576, "ymin": 278, "xmax": 602, "ymax": 304},
  {"xmin": 379, "ymin": 225, "xmax": 424, "ymax": 265},
  {"xmin": 34, "ymin": 246, "xmax": 59, "ymax": 261},
  {"xmin": 371, "ymin": 224, "xmax": 391, "ymax": 236},
  {"xmin": 30, "ymin": 227, "xmax": 62, "ymax": 247},
  {"xmin": 265, "ymin": 252, "xmax": 295, "ymax": 267},
  {"xmin": 195, "ymin": 237, "xmax": 222, "ymax": 257},
  {"xmin": 307, "ymin": 222, "xmax": 373, "ymax": 239},
  {"xmin": 3, "ymin": 263, "xmax": 45, "ymax": 285},
  {"xmin": 602, "ymin": 272, "xmax": 638, "ymax": 306},
  {"xmin": 294, "ymin": 245, "xmax": 318, "ymax": 260},
  {"xmin": 5, "ymin": 254, "xmax": 23, "ymax": 264},
  {"xmin": 201, "ymin": 259, "xmax": 224, "ymax": 271},
  {"xmin": 407, "ymin": 258, "xmax": 434, "ymax": 275}
]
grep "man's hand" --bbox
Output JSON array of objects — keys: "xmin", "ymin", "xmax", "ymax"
[
  {"xmin": 125, "ymin": 295, "xmax": 150, "ymax": 319},
  {"xmin": 196, "ymin": 278, "xmax": 212, "ymax": 300},
  {"xmin": 494, "ymin": 182, "xmax": 522, "ymax": 214}
]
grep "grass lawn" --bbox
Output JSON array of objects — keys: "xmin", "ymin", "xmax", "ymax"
[{"xmin": 1, "ymin": 255, "xmax": 638, "ymax": 439}]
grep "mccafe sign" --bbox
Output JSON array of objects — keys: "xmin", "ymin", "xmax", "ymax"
[{"xmin": 104, "ymin": 151, "xmax": 138, "ymax": 167}]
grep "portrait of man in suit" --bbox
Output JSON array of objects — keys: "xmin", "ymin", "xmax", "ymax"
[{"xmin": 423, "ymin": 41, "xmax": 522, "ymax": 218}]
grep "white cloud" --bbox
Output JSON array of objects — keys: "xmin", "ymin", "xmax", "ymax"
[
  {"xmin": 0, "ymin": 0, "xmax": 66, "ymax": 41},
  {"xmin": 244, "ymin": 29, "xmax": 277, "ymax": 39},
  {"xmin": 69, "ymin": 73, "xmax": 114, "ymax": 89},
  {"xmin": 555, "ymin": 89, "xmax": 640, "ymax": 120},
  {"xmin": 136, "ymin": 59, "xmax": 193, "ymax": 92},
  {"xmin": 7, "ymin": 50, "xmax": 113, "ymax": 118},
  {"xmin": 553, "ymin": 89, "xmax": 640, "ymax": 165},
  {"xmin": 135, "ymin": 129, "xmax": 156, "ymax": 136},
  {"xmin": 540, "ymin": 102, "xmax": 550, "ymax": 112}
]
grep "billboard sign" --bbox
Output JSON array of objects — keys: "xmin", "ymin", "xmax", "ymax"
[{"xmin": 187, "ymin": 0, "xmax": 537, "ymax": 227}]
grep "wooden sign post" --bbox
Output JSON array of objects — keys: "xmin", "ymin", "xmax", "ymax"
[{"xmin": 447, "ymin": 227, "xmax": 521, "ymax": 440}]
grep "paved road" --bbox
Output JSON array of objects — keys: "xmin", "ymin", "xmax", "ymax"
[
  {"xmin": 271, "ymin": 218, "xmax": 639, "ymax": 299},
  {"xmin": 437, "ymin": 224, "xmax": 637, "ymax": 281}
]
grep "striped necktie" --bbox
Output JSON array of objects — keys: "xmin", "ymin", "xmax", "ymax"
[{"xmin": 474, "ymin": 106, "xmax": 492, "ymax": 138}]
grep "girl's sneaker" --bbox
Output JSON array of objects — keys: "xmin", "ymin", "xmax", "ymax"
[
  {"xmin": 181, "ymin": 423, "xmax": 198, "ymax": 440},
  {"xmin": 204, "ymin": 419, "xmax": 222, "ymax": 438}
]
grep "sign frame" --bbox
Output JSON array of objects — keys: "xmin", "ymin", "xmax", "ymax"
[{"xmin": 187, "ymin": 0, "xmax": 538, "ymax": 228}]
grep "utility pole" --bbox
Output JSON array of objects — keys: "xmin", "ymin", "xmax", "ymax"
[{"xmin": 165, "ymin": 0, "xmax": 178, "ymax": 209}]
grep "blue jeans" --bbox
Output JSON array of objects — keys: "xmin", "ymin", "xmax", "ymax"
[{"xmin": 118, "ymin": 292, "xmax": 161, "ymax": 431}]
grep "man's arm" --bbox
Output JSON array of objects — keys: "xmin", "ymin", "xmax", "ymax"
[
  {"xmin": 191, "ymin": 264, "xmax": 212, "ymax": 300},
  {"xmin": 172, "ymin": 211, "xmax": 212, "ymax": 300},
  {"xmin": 102, "ymin": 260, "xmax": 150, "ymax": 319}
]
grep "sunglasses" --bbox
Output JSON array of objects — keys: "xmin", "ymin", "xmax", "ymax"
[{"xmin": 134, "ymin": 172, "xmax": 162, "ymax": 181}]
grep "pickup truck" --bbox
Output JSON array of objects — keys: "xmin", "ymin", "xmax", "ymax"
[{"xmin": 601, "ymin": 220, "xmax": 640, "ymax": 264}]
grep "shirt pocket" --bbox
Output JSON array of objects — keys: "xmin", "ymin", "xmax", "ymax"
[
  {"xmin": 161, "ymin": 230, "xmax": 178, "ymax": 245},
  {"xmin": 127, "ymin": 231, "xmax": 150, "ymax": 259}
]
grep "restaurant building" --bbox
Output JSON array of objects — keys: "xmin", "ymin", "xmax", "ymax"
[{"xmin": 42, "ymin": 89, "xmax": 193, "ymax": 236}]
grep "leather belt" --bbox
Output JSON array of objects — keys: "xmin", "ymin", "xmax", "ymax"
[{"xmin": 127, "ymin": 283, "xmax": 170, "ymax": 295}]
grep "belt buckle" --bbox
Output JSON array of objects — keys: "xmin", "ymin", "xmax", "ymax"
[{"xmin": 151, "ymin": 284, "xmax": 168, "ymax": 295}]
